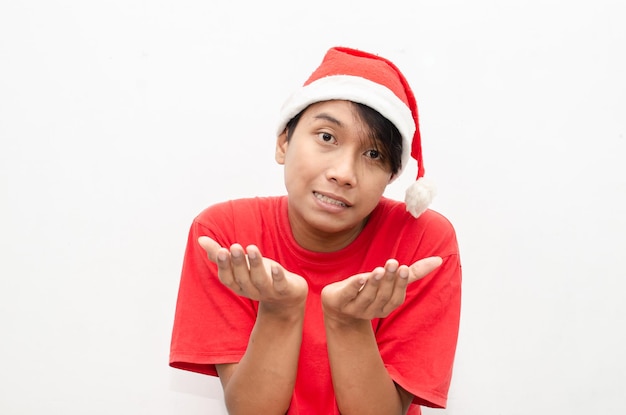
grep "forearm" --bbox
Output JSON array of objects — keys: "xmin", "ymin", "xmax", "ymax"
[
  {"xmin": 324, "ymin": 318, "xmax": 408, "ymax": 415},
  {"xmin": 222, "ymin": 302, "xmax": 305, "ymax": 415}
]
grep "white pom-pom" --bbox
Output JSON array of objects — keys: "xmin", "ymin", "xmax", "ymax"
[{"xmin": 405, "ymin": 177, "xmax": 437, "ymax": 218}]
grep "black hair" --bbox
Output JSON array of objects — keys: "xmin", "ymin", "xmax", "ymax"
[{"xmin": 285, "ymin": 102, "xmax": 403, "ymax": 175}]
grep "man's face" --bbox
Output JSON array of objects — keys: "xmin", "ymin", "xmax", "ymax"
[{"xmin": 275, "ymin": 100, "xmax": 393, "ymax": 252}]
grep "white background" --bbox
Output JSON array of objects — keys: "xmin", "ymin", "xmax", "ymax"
[{"xmin": 1, "ymin": 1, "xmax": 625, "ymax": 414}]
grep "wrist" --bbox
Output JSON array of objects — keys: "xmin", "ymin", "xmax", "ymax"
[
  {"xmin": 322, "ymin": 308, "xmax": 371, "ymax": 331},
  {"xmin": 259, "ymin": 299, "xmax": 306, "ymax": 323}
]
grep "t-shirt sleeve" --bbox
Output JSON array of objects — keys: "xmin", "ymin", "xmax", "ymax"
[
  {"xmin": 169, "ymin": 207, "xmax": 258, "ymax": 376},
  {"xmin": 376, "ymin": 214, "xmax": 462, "ymax": 408}
]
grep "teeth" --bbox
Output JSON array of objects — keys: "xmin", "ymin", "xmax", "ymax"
[{"xmin": 314, "ymin": 192, "xmax": 347, "ymax": 207}]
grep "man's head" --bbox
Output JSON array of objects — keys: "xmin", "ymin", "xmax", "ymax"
[{"xmin": 277, "ymin": 47, "xmax": 435, "ymax": 218}]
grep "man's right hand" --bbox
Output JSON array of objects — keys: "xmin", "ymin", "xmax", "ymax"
[{"xmin": 198, "ymin": 236, "xmax": 308, "ymax": 312}]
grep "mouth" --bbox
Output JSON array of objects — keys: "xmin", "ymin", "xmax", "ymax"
[{"xmin": 313, "ymin": 191, "xmax": 350, "ymax": 208}]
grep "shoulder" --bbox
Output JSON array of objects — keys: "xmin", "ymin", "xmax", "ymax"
[
  {"xmin": 375, "ymin": 198, "xmax": 456, "ymax": 233},
  {"xmin": 190, "ymin": 196, "xmax": 286, "ymax": 246},
  {"xmin": 372, "ymin": 198, "xmax": 459, "ymax": 256}
]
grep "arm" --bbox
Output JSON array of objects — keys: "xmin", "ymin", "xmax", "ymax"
[
  {"xmin": 199, "ymin": 237, "xmax": 308, "ymax": 415},
  {"xmin": 216, "ymin": 299, "xmax": 304, "ymax": 414},
  {"xmin": 321, "ymin": 258, "xmax": 442, "ymax": 415}
]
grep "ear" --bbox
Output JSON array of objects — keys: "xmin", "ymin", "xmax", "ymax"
[{"xmin": 275, "ymin": 130, "xmax": 289, "ymax": 165}]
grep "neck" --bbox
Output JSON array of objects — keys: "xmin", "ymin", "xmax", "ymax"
[{"xmin": 288, "ymin": 214, "xmax": 368, "ymax": 253}]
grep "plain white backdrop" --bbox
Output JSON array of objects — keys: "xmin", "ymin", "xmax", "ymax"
[{"xmin": 1, "ymin": 1, "xmax": 625, "ymax": 414}]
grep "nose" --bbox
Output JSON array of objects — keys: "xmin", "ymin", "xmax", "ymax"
[{"xmin": 327, "ymin": 151, "xmax": 358, "ymax": 187}]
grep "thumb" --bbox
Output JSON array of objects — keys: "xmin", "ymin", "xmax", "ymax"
[
  {"xmin": 408, "ymin": 256, "xmax": 443, "ymax": 283},
  {"xmin": 326, "ymin": 272, "xmax": 370, "ymax": 303},
  {"xmin": 197, "ymin": 236, "xmax": 223, "ymax": 263}
]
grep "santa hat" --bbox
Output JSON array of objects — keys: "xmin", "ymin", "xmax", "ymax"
[{"xmin": 277, "ymin": 46, "xmax": 435, "ymax": 218}]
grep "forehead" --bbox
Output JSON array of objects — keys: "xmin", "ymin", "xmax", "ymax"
[{"xmin": 300, "ymin": 100, "xmax": 362, "ymax": 127}]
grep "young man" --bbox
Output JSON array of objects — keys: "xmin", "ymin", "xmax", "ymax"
[{"xmin": 170, "ymin": 47, "xmax": 462, "ymax": 415}]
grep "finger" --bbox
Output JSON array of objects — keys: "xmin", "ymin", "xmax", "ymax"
[
  {"xmin": 229, "ymin": 244, "xmax": 256, "ymax": 293},
  {"xmin": 358, "ymin": 261, "xmax": 399, "ymax": 313},
  {"xmin": 379, "ymin": 258, "xmax": 400, "ymax": 296},
  {"xmin": 408, "ymin": 256, "xmax": 443, "ymax": 283},
  {"xmin": 339, "ymin": 273, "xmax": 370, "ymax": 302},
  {"xmin": 380, "ymin": 264, "xmax": 410, "ymax": 315},
  {"xmin": 365, "ymin": 260, "xmax": 398, "ymax": 301},
  {"xmin": 269, "ymin": 262, "xmax": 289, "ymax": 294},
  {"xmin": 246, "ymin": 245, "xmax": 271, "ymax": 290},
  {"xmin": 394, "ymin": 265, "xmax": 410, "ymax": 291},
  {"xmin": 215, "ymin": 247, "xmax": 239, "ymax": 290},
  {"xmin": 354, "ymin": 267, "xmax": 384, "ymax": 304},
  {"xmin": 198, "ymin": 236, "xmax": 223, "ymax": 263}
]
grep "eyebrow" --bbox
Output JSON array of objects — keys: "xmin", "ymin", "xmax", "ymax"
[{"xmin": 312, "ymin": 113, "xmax": 343, "ymax": 127}]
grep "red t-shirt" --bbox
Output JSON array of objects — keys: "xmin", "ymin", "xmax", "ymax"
[{"xmin": 170, "ymin": 196, "xmax": 461, "ymax": 414}]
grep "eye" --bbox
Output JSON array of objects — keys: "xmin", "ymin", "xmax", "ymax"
[
  {"xmin": 364, "ymin": 149, "xmax": 382, "ymax": 160},
  {"xmin": 317, "ymin": 132, "xmax": 337, "ymax": 144}
]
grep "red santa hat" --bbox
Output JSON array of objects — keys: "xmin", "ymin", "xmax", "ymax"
[{"xmin": 277, "ymin": 46, "xmax": 435, "ymax": 218}]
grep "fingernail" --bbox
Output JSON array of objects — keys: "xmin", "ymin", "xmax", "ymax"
[
  {"xmin": 399, "ymin": 268, "xmax": 409, "ymax": 279},
  {"xmin": 217, "ymin": 251, "xmax": 227, "ymax": 261},
  {"xmin": 373, "ymin": 268, "xmax": 384, "ymax": 280},
  {"xmin": 248, "ymin": 250, "xmax": 257, "ymax": 260}
]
